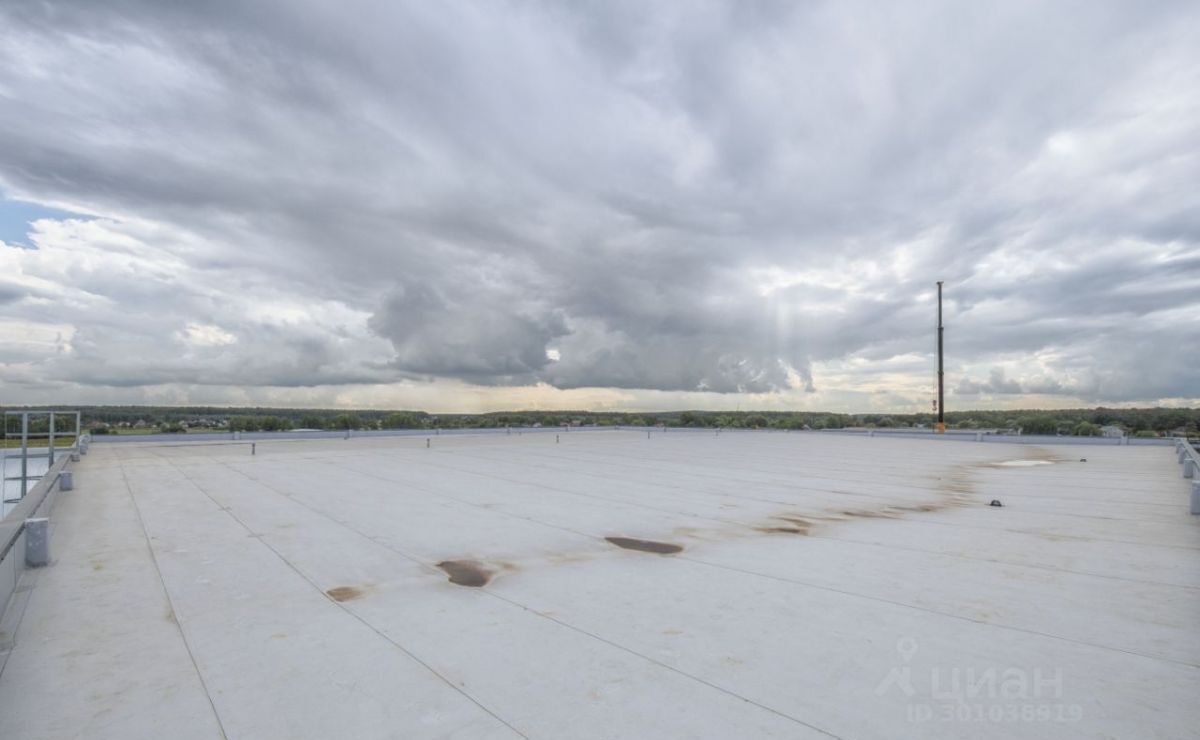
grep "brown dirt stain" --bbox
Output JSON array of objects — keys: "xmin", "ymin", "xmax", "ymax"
[
  {"xmin": 806, "ymin": 513, "xmax": 851, "ymax": 522},
  {"xmin": 757, "ymin": 515, "xmax": 813, "ymax": 535},
  {"xmin": 326, "ymin": 585, "xmax": 367, "ymax": 602},
  {"xmin": 757, "ymin": 526, "xmax": 810, "ymax": 535},
  {"xmin": 889, "ymin": 503, "xmax": 945, "ymax": 513},
  {"xmin": 775, "ymin": 515, "xmax": 813, "ymax": 526},
  {"xmin": 840, "ymin": 509, "xmax": 900, "ymax": 519},
  {"xmin": 605, "ymin": 536, "xmax": 684, "ymax": 554},
  {"xmin": 553, "ymin": 452, "xmax": 1060, "ymax": 571},
  {"xmin": 436, "ymin": 560, "xmax": 496, "ymax": 587}
]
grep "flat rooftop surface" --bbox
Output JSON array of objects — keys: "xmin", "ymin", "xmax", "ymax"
[{"xmin": 1, "ymin": 431, "xmax": 1197, "ymax": 738}]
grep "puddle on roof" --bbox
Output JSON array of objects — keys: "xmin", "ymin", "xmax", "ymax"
[
  {"xmin": 992, "ymin": 459, "xmax": 1055, "ymax": 467},
  {"xmin": 437, "ymin": 559, "xmax": 496, "ymax": 587}
]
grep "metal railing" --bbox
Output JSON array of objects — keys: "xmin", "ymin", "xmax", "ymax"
[
  {"xmin": 0, "ymin": 451, "xmax": 72, "ymax": 566},
  {"xmin": 2, "ymin": 411, "xmax": 84, "ymax": 522},
  {"xmin": 815, "ymin": 427, "xmax": 1176, "ymax": 446},
  {"xmin": 1175, "ymin": 437, "xmax": 1200, "ymax": 515},
  {"xmin": 0, "ymin": 415, "xmax": 81, "ymax": 643},
  {"xmin": 3, "ymin": 411, "xmax": 82, "ymax": 502},
  {"xmin": 85, "ymin": 424, "xmax": 627, "ymax": 445}
]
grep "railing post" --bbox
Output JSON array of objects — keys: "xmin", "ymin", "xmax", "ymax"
[
  {"xmin": 20, "ymin": 412, "xmax": 29, "ymax": 499},
  {"xmin": 25, "ymin": 517, "xmax": 50, "ymax": 567}
]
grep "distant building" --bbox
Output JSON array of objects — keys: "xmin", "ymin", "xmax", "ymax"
[{"xmin": 1101, "ymin": 425, "xmax": 1124, "ymax": 438}]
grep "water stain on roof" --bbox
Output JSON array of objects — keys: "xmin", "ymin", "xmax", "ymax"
[
  {"xmin": 437, "ymin": 559, "xmax": 495, "ymax": 587},
  {"xmin": 604, "ymin": 536, "xmax": 683, "ymax": 554},
  {"xmin": 757, "ymin": 526, "xmax": 810, "ymax": 535},
  {"xmin": 325, "ymin": 585, "xmax": 367, "ymax": 602},
  {"xmin": 840, "ymin": 509, "xmax": 899, "ymax": 519}
]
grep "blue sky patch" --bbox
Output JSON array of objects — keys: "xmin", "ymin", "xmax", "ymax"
[{"xmin": 0, "ymin": 196, "xmax": 90, "ymax": 247}]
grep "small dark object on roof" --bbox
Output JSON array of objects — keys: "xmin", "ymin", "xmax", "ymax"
[
  {"xmin": 1080, "ymin": 458, "xmax": 1087, "ymax": 462},
  {"xmin": 989, "ymin": 500, "xmax": 1003, "ymax": 507}
]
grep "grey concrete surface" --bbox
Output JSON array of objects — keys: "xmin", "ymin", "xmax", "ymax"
[{"xmin": 0, "ymin": 432, "xmax": 1196, "ymax": 739}]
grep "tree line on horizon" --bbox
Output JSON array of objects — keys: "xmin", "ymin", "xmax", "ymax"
[{"xmin": 3, "ymin": 404, "xmax": 1194, "ymax": 437}]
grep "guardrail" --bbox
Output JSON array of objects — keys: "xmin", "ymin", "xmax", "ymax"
[
  {"xmin": 85, "ymin": 425, "xmax": 626, "ymax": 445},
  {"xmin": 84, "ymin": 424, "xmax": 1188, "ymax": 447},
  {"xmin": 1175, "ymin": 438, "xmax": 1200, "ymax": 515},
  {"xmin": 1, "ymin": 410, "xmax": 85, "ymax": 637},
  {"xmin": 0, "ymin": 447, "xmax": 77, "ymax": 641},
  {"xmin": 3, "ymin": 410, "xmax": 82, "ymax": 501}
]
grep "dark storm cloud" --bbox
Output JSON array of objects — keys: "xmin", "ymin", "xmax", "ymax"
[
  {"xmin": 369, "ymin": 278, "xmax": 568, "ymax": 384},
  {"xmin": 0, "ymin": 0, "xmax": 1197, "ymax": 404}
]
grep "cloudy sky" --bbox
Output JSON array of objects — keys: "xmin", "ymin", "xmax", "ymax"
[{"xmin": 1, "ymin": 1, "xmax": 1197, "ymax": 413}]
